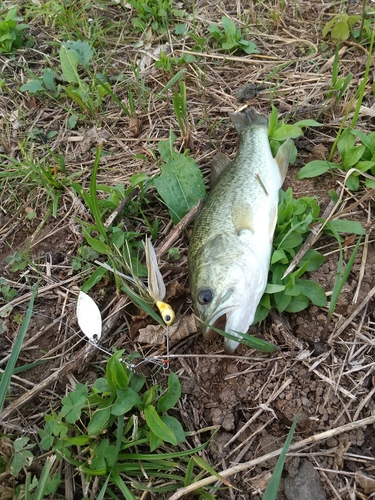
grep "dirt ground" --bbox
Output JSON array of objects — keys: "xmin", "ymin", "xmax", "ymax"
[{"xmin": 1, "ymin": 0, "xmax": 375, "ymax": 499}]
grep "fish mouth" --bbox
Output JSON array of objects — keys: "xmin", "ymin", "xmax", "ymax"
[{"xmin": 202, "ymin": 305, "xmax": 237, "ymax": 341}]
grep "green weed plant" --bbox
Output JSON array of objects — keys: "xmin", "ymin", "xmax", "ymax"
[
  {"xmin": 128, "ymin": 0, "xmax": 187, "ymax": 34},
  {"xmin": 323, "ymin": 13, "xmax": 361, "ymax": 41},
  {"xmin": 297, "ymin": 127, "xmax": 375, "ymax": 190},
  {"xmin": 37, "ymin": 354, "xmax": 213, "ymax": 497},
  {"xmin": 208, "ymin": 16, "xmax": 259, "ymax": 54},
  {"xmin": 0, "ymin": 7, "xmax": 28, "ymax": 53}
]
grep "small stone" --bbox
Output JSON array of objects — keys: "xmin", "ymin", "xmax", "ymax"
[
  {"xmin": 235, "ymin": 83, "xmax": 258, "ymax": 101},
  {"xmin": 285, "ymin": 459, "xmax": 327, "ymax": 500}
]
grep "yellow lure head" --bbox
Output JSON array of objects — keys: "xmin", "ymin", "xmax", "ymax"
[{"xmin": 156, "ymin": 300, "xmax": 175, "ymax": 326}]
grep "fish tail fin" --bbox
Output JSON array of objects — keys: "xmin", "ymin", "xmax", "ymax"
[
  {"xmin": 228, "ymin": 107, "xmax": 268, "ymax": 133},
  {"xmin": 275, "ymin": 138, "xmax": 293, "ymax": 182}
]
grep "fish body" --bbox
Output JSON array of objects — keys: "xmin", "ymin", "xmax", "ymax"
[{"xmin": 188, "ymin": 108, "xmax": 292, "ymax": 353}]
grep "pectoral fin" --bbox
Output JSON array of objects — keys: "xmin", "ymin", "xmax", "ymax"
[
  {"xmin": 275, "ymin": 138, "xmax": 293, "ymax": 182},
  {"xmin": 211, "ymin": 153, "xmax": 231, "ymax": 188},
  {"xmin": 269, "ymin": 200, "xmax": 278, "ymax": 241},
  {"xmin": 232, "ymin": 201, "xmax": 254, "ymax": 234}
]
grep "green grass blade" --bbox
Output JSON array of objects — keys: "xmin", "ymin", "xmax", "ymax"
[
  {"xmin": 159, "ymin": 69, "xmax": 185, "ymax": 95},
  {"xmin": 263, "ymin": 412, "xmax": 300, "ymax": 500},
  {"xmin": 33, "ymin": 455, "xmax": 56, "ymax": 500},
  {"xmin": 200, "ymin": 321, "xmax": 278, "ymax": 352},
  {"xmin": 329, "ymin": 236, "xmax": 362, "ymax": 316},
  {"xmin": 110, "ymin": 470, "xmax": 137, "ymax": 500},
  {"xmin": 95, "ymin": 78, "xmax": 132, "ymax": 118},
  {"xmin": 0, "ymin": 283, "xmax": 38, "ymax": 413},
  {"xmin": 89, "ymin": 144, "xmax": 107, "ymax": 239}
]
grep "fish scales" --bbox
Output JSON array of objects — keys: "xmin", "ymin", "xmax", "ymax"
[{"xmin": 188, "ymin": 107, "xmax": 292, "ymax": 353}]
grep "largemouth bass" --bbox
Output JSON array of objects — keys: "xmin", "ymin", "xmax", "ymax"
[{"xmin": 188, "ymin": 108, "xmax": 292, "ymax": 353}]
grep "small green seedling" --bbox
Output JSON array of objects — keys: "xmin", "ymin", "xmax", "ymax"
[
  {"xmin": 297, "ymin": 127, "xmax": 375, "ymax": 190},
  {"xmin": 128, "ymin": 0, "xmax": 187, "ymax": 34},
  {"xmin": 327, "ymin": 46, "xmax": 353, "ymax": 102},
  {"xmin": 268, "ymin": 104, "xmax": 322, "ymax": 162},
  {"xmin": 208, "ymin": 16, "xmax": 259, "ymax": 54},
  {"xmin": 0, "ymin": 7, "xmax": 29, "ymax": 53},
  {"xmin": 58, "ymin": 40, "xmax": 109, "ymax": 117},
  {"xmin": 0, "ymin": 281, "xmax": 17, "ymax": 301},
  {"xmin": 322, "ymin": 13, "xmax": 361, "ymax": 41},
  {"xmin": 6, "ymin": 251, "xmax": 29, "ymax": 273}
]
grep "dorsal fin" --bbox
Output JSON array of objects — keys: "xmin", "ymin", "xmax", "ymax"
[
  {"xmin": 211, "ymin": 152, "xmax": 231, "ymax": 188},
  {"xmin": 275, "ymin": 139, "xmax": 293, "ymax": 182}
]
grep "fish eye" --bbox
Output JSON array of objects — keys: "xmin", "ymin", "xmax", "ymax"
[{"xmin": 197, "ymin": 288, "xmax": 213, "ymax": 305}]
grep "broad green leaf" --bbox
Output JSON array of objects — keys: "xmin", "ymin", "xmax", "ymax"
[
  {"xmin": 271, "ymin": 249, "xmax": 287, "ymax": 264},
  {"xmin": 63, "ymin": 435, "xmax": 90, "ymax": 446},
  {"xmin": 149, "ymin": 430, "xmax": 163, "ymax": 451},
  {"xmin": 111, "ymin": 388, "xmax": 142, "ymax": 416},
  {"xmin": 342, "ymin": 145, "xmax": 366, "ymax": 169},
  {"xmin": 345, "ymin": 173, "xmax": 360, "ymax": 191},
  {"xmin": 221, "ymin": 16, "xmax": 236, "ymax": 38},
  {"xmin": 144, "ymin": 405, "xmax": 177, "ymax": 445},
  {"xmin": 160, "ymin": 415, "xmax": 185, "ymax": 443},
  {"xmin": 20, "ymin": 79, "xmax": 44, "ymax": 93},
  {"xmin": 87, "ymin": 405, "xmax": 111, "ymax": 436},
  {"xmin": 264, "ymin": 283, "xmax": 285, "ymax": 294},
  {"xmin": 82, "ymin": 229, "xmax": 111, "ymax": 255},
  {"xmin": 337, "ymin": 128, "xmax": 355, "ymax": 158},
  {"xmin": 240, "ymin": 40, "xmax": 259, "ymax": 54},
  {"xmin": 273, "ymin": 289, "xmax": 291, "ymax": 312},
  {"xmin": 59, "ymin": 46, "xmax": 80, "ymax": 84},
  {"xmin": 296, "ymin": 160, "xmax": 339, "ymax": 179},
  {"xmin": 153, "ymin": 155, "xmax": 206, "ymax": 224},
  {"xmin": 285, "ymin": 294, "xmax": 309, "ymax": 313},
  {"xmin": 158, "ymin": 131, "xmax": 177, "ymax": 162},
  {"xmin": 81, "ymin": 266, "xmax": 108, "ymax": 293},
  {"xmin": 68, "ymin": 114, "xmax": 78, "ymax": 129},
  {"xmin": 356, "ymin": 161, "xmax": 375, "ymax": 172},
  {"xmin": 276, "ymin": 231, "xmax": 303, "ymax": 250},
  {"xmin": 222, "ymin": 41, "xmax": 237, "ymax": 50},
  {"xmin": 253, "ymin": 304, "xmax": 270, "ymax": 324},
  {"xmin": 106, "ymin": 351, "xmax": 129, "ymax": 390},
  {"xmin": 157, "ymin": 372, "xmax": 181, "ymax": 413},
  {"xmin": 322, "ymin": 17, "xmax": 337, "ymax": 37},
  {"xmin": 299, "ymin": 249, "xmax": 325, "ymax": 271},
  {"xmin": 296, "ymin": 279, "xmax": 327, "ymax": 306},
  {"xmin": 352, "ymin": 129, "xmax": 375, "ymax": 153},
  {"xmin": 325, "ymin": 219, "xmax": 365, "ymax": 235},
  {"xmin": 272, "ymin": 124, "xmax": 303, "ymax": 141},
  {"xmin": 42, "ymin": 69, "xmax": 56, "ymax": 91},
  {"xmin": 331, "ymin": 20, "xmax": 349, "ymax": 40},
  {"xmin": 90, "ymin": 439, "xmax": 116, "ymax": 470},
  {"xmin": 63, "ymin": 40, "xmax": 93, "ymax": 67},
  {"xmin": 295, "ymin": 119, "xmax": 322, "ymax": 128}
]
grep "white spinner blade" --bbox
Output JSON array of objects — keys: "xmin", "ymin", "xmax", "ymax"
[{"xmin": 76, "ymin": 291, "xmax": 102, "ymax": 343}]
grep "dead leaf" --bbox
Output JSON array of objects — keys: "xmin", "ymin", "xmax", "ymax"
[
  {"xmin": 355, "ymin": 472, "xmax": 375, "ymax": 494},
  {"xmin": 138, "ymin": 314, "xmax": 199, "ymax": 345},
  {"xmin": 139, "ymin": 43, "xmax": 171, "ymax": 74},
  {"xmin": 80, "ymin": 127, "xmax": 111, "ymax": 153}
]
